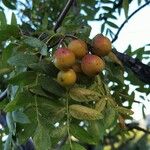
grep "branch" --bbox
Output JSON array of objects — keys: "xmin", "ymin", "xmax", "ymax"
[
  {"xmin": 112, "ymin": 1, "xmax": 150, "ymax": 43},
  {"xmin": 0, "ymin": 89, "xmax": 7, "ymax": 101},
  {"xmin": 53, "ymin": 0, "xmax": 75, "ymax": 32},
  {"xmin": 126, "ymin": 123, "xmax": 150, "ymax": 134},
  {"xmin": 112, "ymin": 49, "xmax": 150, "ymax": 84}
]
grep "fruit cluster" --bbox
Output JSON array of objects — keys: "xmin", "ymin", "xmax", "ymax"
[{"xmin": 53, "ymin": 34, "xmax": 112, "ymax": 87}]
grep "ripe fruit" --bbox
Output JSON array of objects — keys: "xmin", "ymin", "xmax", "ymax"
[
  {"xmin": 92, "ymin": 34, "xmax": 112, "ymax": 57},
  {"xmin": 68, "ymin": 39, "xmax": 88, "ymax": 59},
  {"xmin": 57, "ymin": 69, "xmax": 77, "ymax": 86},
  {"xmin": 53, "ymin": 48, "xmax": 75, "ymax": 70},
  {"xmin": 81, "ymin": 54, "xmax": 105, "ymax": 76}
]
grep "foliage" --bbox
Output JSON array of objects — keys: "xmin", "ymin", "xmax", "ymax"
[{"xmin": 0, "ymin": 0, "xmax": 149, "ymax": 149}]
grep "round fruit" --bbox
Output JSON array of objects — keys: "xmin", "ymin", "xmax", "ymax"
[
  {"xmin": 57, "ymin": 69, "xmax": 77, "ymax": 86},
  {"xmin": 92, "ymin": 34, "xmax": 112, "ymax": 57},
  {"xmin": 68, "ymin": 39, "xmax": 88, "ymax": 59},
  {"xmin": 81, "ymin": 54, "xmax": 105, "ymax": 76},
  {"xmin": 53, "ymin": 48, "xmax": 75, "ymax": 70}
]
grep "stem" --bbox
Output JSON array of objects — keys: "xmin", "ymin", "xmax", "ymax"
[
  {"xmin": 53, "ymin": 0, "xmax": 75, "ymax": 32},
  {"xmin": 34, "ymin": 74, "xmax": 40, "ymax": 124},
  {"xmin": 65, "ymin": 34, "xmax": 78, "ymax": 39},
  {"xmin": 45, "ymin": 33, "xmax": 62, "ymax": 44},
  {"xmin": 34, "ymin": 55, "xmax": 43, "ymax": 124},
  {"xmin": 112, "ymin": 1, "xmax": 150, "ymax": 43},
  {"xmin": 66, "ymin": 93, "xmax": 72, "ymax": 149}
]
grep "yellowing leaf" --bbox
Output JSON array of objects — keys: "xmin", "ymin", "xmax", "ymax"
[
  {"xmin": 116, "ymin": 106, "xmax": 134, "ymax": 115},
  {"xmin": 108, "ymin": 52, "xmax": 123, "ymax": 68},
  {"xmin": 118, "ymin": 115, "xmax": 127, "ymax": 129},
  {"xmin": 69, "ymin": 87, "xmax": 101, "ymax": 102},
  {"xmin": 69, "ymin": 104, "xmax": 103, "ymax": 120},
  {"xmin": 95, "ymin": 98, "xmax": 106, "ymax": 112}
]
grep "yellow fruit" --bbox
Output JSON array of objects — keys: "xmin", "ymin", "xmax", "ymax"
[
  {"xmin": 68, "ymin": 39, "xmax": 88, "ymax": 59},
  {"xmin": 92, "ymin": 34, "xmax": 112, "ymax": 57},
  {"xmin": 53, "ymin": 48, "xmax": 75, "ymax": 70},
  {"xmin": 81, "ymin": 54, "xmax": 105, "ymax": 76},
  {"xmin": 57, "ymin": 69, "xmax": 77, "ymax": 86}
]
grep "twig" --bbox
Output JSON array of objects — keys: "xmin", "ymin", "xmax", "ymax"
[
  {"xmin": 0, "ymin": 89, "xmax": 7, "ymax": 101},
  {"xmin": 112, "ymin": 1, "xmax": 150, "ymax": 43},
  {"xmin": 53, "ymin": 0, "xmax": 75, "ymax": 32}
]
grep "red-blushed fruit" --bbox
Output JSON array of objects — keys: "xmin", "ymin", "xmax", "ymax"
[
  {"xmin": 68, "ymin": 39, "xmax": 88, "ymax": 59},
  {"xmin": 53, "ymin": 48, "xmax": 75, "ymax": 70},
  {"xmin": 57, "ymin": 69, "xmax": 77, "ymax": 86},
  {"xmin": 92, "ymin": 34, "xmax": 112, "ymax": 57},
  {"xmin": 81, "ymin": 54, "xmax": 105, "ymax": 76}
]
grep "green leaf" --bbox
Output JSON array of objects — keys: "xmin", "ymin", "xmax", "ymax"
[
  {"xmin": 142, "ymin": 104, "xmax": 146, "ymax": 119},
  {"xmin": 40, "ymin": 76, "xmax": 66, "ymax": 97},
  {"xmin": 6, "ymin": 112, "xmax": 15, "ymax": 133},
  {"xmin": 122, "ymin": 0, "xmax": 129, "ymax": 18},
  {"xmin": 29, "ymin": 61, "xmax": 59, "ymax": 77},
  {"xmin": 1, "ymin": 43, "xmax": 15, "ymax": 67},
  {"xmin": 2, "ymin": 0, "xmax": 16, "ymax": 9},
  {"xmin": 102, "ymin": 6, "xmax": 112, "ymax": 11},
  {"xmin": 101, "ymin": 23, "xmax": 105, "ymax": 33},
  {"xmin": 5, "ymin": 90, "xmax": 34, "ymax": 112},
  {"xmin": 0, "ymin": 25, "xmax": 20, "ymax": 41},
  {"xmin": 0, "ymin": 99, "xmax": 8, "ymax": 109},
  {"xmin": 8, "ymin": 53, "xmax": 38, "ymax": 67},
  {"xmin": 50, "ymin": 125, "xmax": 67, "ymax": 138},
  {"xmin": 103, "ymin": 107, "xmax": 116, "ymax": 128},
  {"xmin": 107, "ymin": 21, "xmax": 118, "ymax": 28},
  {"xmin": 88, "ymin": 121, "xmax": 101, "ymax": 143},
  {"xmin": 16, "ymin": 108, "xmax": 37, "ymax": 143},
  {"xmin": 23, "ymin": 36, "xmax": 48, "ymax": 56},
  {"xmin": 138, "ymin": 0, "xmax": 142, "ymax": 5},
  {"xmin": 71, "ymin": 143, "xmax": 86, "ymax": 150},
  {"xmin": 4, "ymin": 134, "xmax": 12, "ymax": 150},
  {"xmin": 132, "ymin": 47, "xmax": 144, "ymax": 60},
  {"xmin": 38, "ymin": 103, "xmax": 65, "ymax": 124},
  {"xmin": 0, "ymin": 11, "xmax": 7, "ymax": 27},
  {"xmin": 12, "ymin": 110, "xmax": 30, "ymax": 124},
  {"xmin": 70, "ymin": 124, "xmax": 97, "ymax": 145},
  {"xmin": 9, "ymin": 71, "xmax": 37, "ymax": 86},
  {"xmin": 29, "ymin": 85, "xmax": 50, "ymax": 98},
  {"xmin": 62, "ymin": 143, "xmax": 86, "ymax": 150},
  {"xmin": 11, "ymin": 12, "xmax": 17, "ymax": 25},
  {"xmin": 33, "ymin": 124, "xmax": 51, "ymax": 150},
  {"xmin": 17, "ymin": 123, "xmax": 37, "ymax": 144},
  {"xmin": 41, "ymin": 12, "xmax": 48, "ymax": 30}
]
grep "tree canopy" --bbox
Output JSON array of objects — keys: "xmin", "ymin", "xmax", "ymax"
[{"xmin": 0, "ymin": 0, "xmax": 150, "ymax": 150}]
